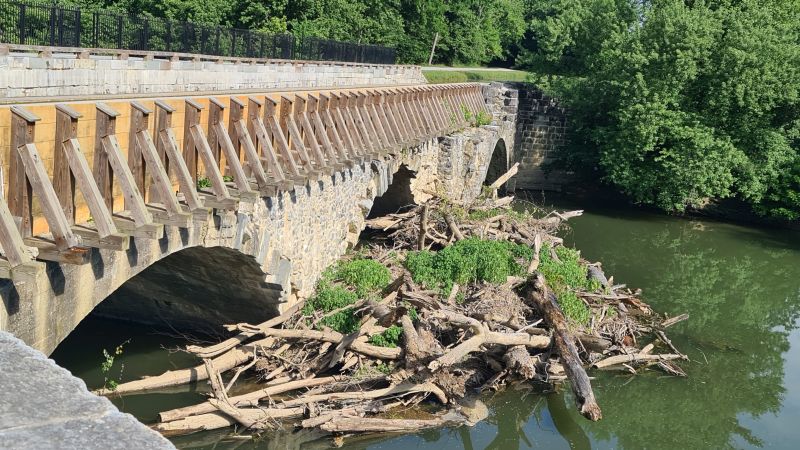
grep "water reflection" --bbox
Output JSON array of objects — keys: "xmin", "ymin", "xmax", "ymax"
[{"xmin": 52, "ymin": 199, "xmax": 800, "ymax": 450}]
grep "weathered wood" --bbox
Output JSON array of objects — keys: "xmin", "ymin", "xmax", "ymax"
[
  {"xmin": 252, "ymin": 116, "xmax": 293, "ymax": 182},
  {"xmin": 54, "ymin": 105, "xmax": 81, "ymax": 222},
  {"xmin": 23, "ymin": 237, "xmax": 90, "ymax": 264},
  {"xmin": 159, "ymin": 376, "xmax": 337, "ymax": 422},
  {"xmin": 295, "ymin": 95, "xmax": 329, "ymax": 170},
  {"xmin": 94, "ymin": 103, "xmax": 117, "ymax": 211},
  {"xmin": 16, "ymin": 143, "xmax": 81, "ymax": 250},
  {"xmin": 189, "ymin": 124, "xmax": 233, "ymax": 202},
  {"xmin": 8, "ymin": 108, "xmax": 37, "ymax": 238},
  {"xmin": 158, "ymin": 128, "xmax": 204, "ymax": 211},
  {"xmin": 212, "ymin": 121, "xmax": 255, "ymax": 195},
  {"xmin": 183, "ymin": 98, "xmax": 204, "ymax": 181},
  {"xmin": 62, "ymin": 139, "xmax": 118, "ymax": 238},
  {"xmin": 524, "ymin": 273, "xmax": 602, "ymax": 421},
  {"xmin": 233, "ymin": 120, "xmax": 270, "ymax": 191},
  {"xmin": 100, "ymin": 136, "xmax": 154, "ymax": 228},
  {"xmin": 0, "ymin": 181, "xmax": 35, "ymax": 266},
  {"xmin": 128, "ymin": 101, "xmax": 152, "ymax": 201},
  {"xmin": 152, "ymin": 100, "xmax": 175, "ymax": 203},
  {"xmin": 136, "ymin": 131, "xmax": 186, "ymax": 221},
  {"xmin": 207, "ymin": 98, "xmax": 225, "ymax": 170}
]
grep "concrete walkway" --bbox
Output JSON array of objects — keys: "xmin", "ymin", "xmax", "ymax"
[{"xmin": 0, "ymin": 332, "xmax": 174, "ymax": 450}]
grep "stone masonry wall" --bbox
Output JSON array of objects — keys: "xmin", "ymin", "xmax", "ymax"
[
  {"xmin": 0, "ymin": 55, "xmax": 425, "ymax": 100},
  {"xmin": 483, "ymin": 82, "xmax": 569, "ymax": 191}
]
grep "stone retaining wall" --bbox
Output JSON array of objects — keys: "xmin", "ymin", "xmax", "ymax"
[{"xmin": 0, "ymin": 55, "xmax": 425, "ymax": 99}]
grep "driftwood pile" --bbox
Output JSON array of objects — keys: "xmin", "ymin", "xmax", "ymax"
[{"xmin": 95, "ymin": 175, "xmax": 688, "ymax": 444}]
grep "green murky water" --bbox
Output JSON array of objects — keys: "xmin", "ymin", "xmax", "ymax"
[{"xmin": 51, "ymin": 196, "xmax": 800, "ymax": 449}]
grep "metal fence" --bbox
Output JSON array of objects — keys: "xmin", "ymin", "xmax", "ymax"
[{"xmin": 0, "ymin": 0, "xmax": 397, "ymax": 64}]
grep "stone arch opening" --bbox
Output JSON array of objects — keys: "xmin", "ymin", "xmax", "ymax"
[
  {"xmin": 86, "ymin": 246, "xmax": 283, "ymax": 337},
  {"xmin": 368, "ymin": 165, "xmax": 417, "ymax": 218},
  {"xmin": 484, "ymin": 138, "xmax": 509, "ymax": 189}
]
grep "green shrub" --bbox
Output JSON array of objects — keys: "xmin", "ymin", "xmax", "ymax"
[
  {"xmin": 538, "ymin": 244, "xmax": 598, "ymax": 324},
  {"xmin": 405, "ymin": 238, "xmax": 532, "ymax": 293},
  {"xmin": 336, "ymin": 259, "xmax": 391, "ymax": 297},
  {"xmin": 368, "ymin": 325, "xmax": 404, "ymax": 348},
  {"xmin": 302, "ymin": 285, "xmax": 360, "ymax": 334}
]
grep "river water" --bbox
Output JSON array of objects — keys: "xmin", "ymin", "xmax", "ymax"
[{"xmin": 51, "ymin": 196, "xmax": 800, "ymax": 449}]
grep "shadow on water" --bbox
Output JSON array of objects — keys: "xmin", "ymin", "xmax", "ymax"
[{"xmin": 51, "ymin": 192, "xmax": 800, "ymax": 449}]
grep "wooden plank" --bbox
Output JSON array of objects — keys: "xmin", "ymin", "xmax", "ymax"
[
  {"xmin": 54, "ymin": 105, "xmax": 80, "ymax": 222},
  {"xmin": 267, "ymin": 115, "xmax": 303, "ymax": 179},
  {"xmin": 207, "ymin": 98, "xmax": 225, "ymax": 168},
  {"xmin": 330, "ymin": 93, "xmax": 360, "ymax": 160},
  {"xmin": 183, "ymin": 99, "xmax": 203, "ymax": 181},
  {"xmin": 136, "ymin": 131, "xmax": 187, "ymax": 220},
  {"xmin": 128, "ymin": 102, "xmax": 149, "ymax": 200},
  {"xmin": 0, "ymin": 193, "xmax": 34, "ymax": 266},
  {"xmin": 17, "ymin": 143, "xmax": 81, "ymax": 250},
  {"xmin": 101, "ymin": 135, "xmax": 154, "ymax": 227},
  {"xmin": 251, "ymin": 117, "xmax": 290, "ymax": 183},
  {"xmin": 24, "ymin": 237, "xmax": 90, "ymax": 265},
  {"xmin": 306, "ymin": 94, "xmax": 341, "ymax": 167},
  {"xmin": 318, "ymin": 93, "xmax": 349, "ymax": 161},
  {"xmin": 348, "ymin": 93, "xmax": 375, "ymax": 155},
  {"xmin": 111, "ymin": 213, "xmax": 164, "ymax": 240},
  {"xmin": 366, "ymin": 91, "xmax": 392, "ymax": 150},
  {"xmin": 94, "ymin": 103, "xmax": 117, "ymax": 210},
  {"xmin": 286, "ymin": 115, "xmax": 323, "ymax": 177},
  {"xmin": 190, "ymin": 124, "xmax": 234, "ymax": 202},
  {"xmin": 213, "ymin": 121, "xmax": 255, "ymax": 195},
  {"xmin": 62, "ymin": 138, "xmax": 118, "ymax": 238},
  {"xmin": 160, "ymin": 128, "xmax": 204, "ymax": 211},
  {"xmin": 234, "ymin": 120, "xmax": 270, "ymax": 191},
  {"xmin": 355, "ymin": 92, "xmax": 382, "ymax": 153},
  {"xmin": 153, "ymin": 101, "xmax": 174, "ymax": 203},
  {"xmin": 8, "ymin": 109, "xmax": 37, "ymax": 238},
  {"xmin": 71, "ymin": 225, "xmax": 129, "ymax": 251}
]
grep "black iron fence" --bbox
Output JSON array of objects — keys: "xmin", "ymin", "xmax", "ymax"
[{"xmin": 0, "ymin": 0, "xmax": 396, "ymax": 64}]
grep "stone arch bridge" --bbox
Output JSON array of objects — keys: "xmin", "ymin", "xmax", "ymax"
[{"xmin": 0, "ymin": 54, "xmax": 532, "ymax": 355}]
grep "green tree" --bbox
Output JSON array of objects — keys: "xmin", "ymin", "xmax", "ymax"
[{"xmin": 520, "ymin": 0, "xmax": 800, "ymax": 218}]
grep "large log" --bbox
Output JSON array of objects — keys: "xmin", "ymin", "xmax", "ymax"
[
  {"xmin": 524, "ymin": 273, "xmax": 602, "ymax": 421},
  {"xmin": 95, "ymin": 339, "xmax": 270, "ymax": 395},
  {"xmin": 160, "ymin": 376, "xmax": 338, "ymax": 422}
]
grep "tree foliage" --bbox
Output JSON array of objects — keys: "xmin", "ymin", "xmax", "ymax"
[
  {"xmin": 58, "ymin": 0, "xmax": 526, "ymax": 66},
  {"xmin": 519, "ymin": 0, "xmax": 800, "ymax": 218}
]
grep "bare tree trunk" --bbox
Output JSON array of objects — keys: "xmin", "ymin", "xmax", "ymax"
[{"xmin": 524, "ymin": 274, "xmax": 602, "ymax": 421}]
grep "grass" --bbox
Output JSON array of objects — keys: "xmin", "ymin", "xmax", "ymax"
[
  {"xmin": 538, "ymin": 244, "xmax": 601, "ymax": 325},
  {"xmin": 423, "ymin": 69, "xmax": 532, "ymax": 84},
  {"xmin": 405, "ymin": 237, "xmax": 532, "ymax": 293}
]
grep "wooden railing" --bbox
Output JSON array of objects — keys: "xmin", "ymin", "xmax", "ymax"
[{"xmin": 0, "ymin": 84, "xmax": 488, "ymax": 277}]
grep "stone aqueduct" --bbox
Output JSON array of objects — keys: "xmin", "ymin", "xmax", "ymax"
[{"xmin": 0, "ymin": 49, "xmax": 566, "ymax": 355}]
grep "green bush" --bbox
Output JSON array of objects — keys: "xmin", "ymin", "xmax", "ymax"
[
  {"xmin": 405, "ymin": 238, "xmax": 532, "ymax": 293},
  {"xmin": 336, "ymin": 259, "xmax": 391, "ymax": 297},
  {"xmin": 537, "ymin": 244, "xmax": 599, "ymax": 324},
  {"xmin": 368, "ymin": 325, "xmax": 404, "ymax": 348},
  {"xmin": 302, "ymin": 285, "xmax": 360, "ymax": 334}
]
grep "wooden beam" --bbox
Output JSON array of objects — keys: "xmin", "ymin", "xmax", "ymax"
[
  {"xmin": 234, "ymin": 119, "xmax": 271, "ymax": 192},
  {"xmin": 128, "ymin": 101, "xmax": 152, "ymax": 201},
  {"xmin": 0, "ymin": 178, "xmax": 35, "ymax": 266},
  {"xmin": 101, "ymin": 135, "xmax": 154, "ymax": 228},
  {"xmin": 8, "ymin": 107, "xmax": 37, "ymax": 238},
  {"xmin": 54, "ymin": 104, "xmax": 81, "ymax": 222},
  {"xmin": 62, "ymin": 138, "xmax": 119, "ymax": 238},
  {"xmin": 190, "ymin": 124, "xmax": 234, "ymax": 203},
  {"xmin": 136, "ymin": 130, "xmax": 192, "ymax": 226},
  {"xmin": 17, "ymin": 143, "xmax": 82, "ymax": 250},
  {"xmin": 158, "ymin": 128, "xmax": 204, "ymax": 211},
  {"xmin": 183, "ymin": 98, "xmax": 204, "ymax": 181},
  {"xmin": 212, "ymin": 121, "xmax": 256, "ymax": 198},
  {"xmin": 154, "ymin": 101, "xmax": 204, "ymax": 211},
  {"xmin": 94, "ymin": 103, "xmax": 118, "ymax": 210}
]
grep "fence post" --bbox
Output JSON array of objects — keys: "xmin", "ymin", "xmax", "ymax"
[
  {"xmin": 165, "ymin": 20, "xmax": 172, "ymax": 52},
  {"xmin": 142, "ymin": 18, "xmax": 149, "ymax": 51},
  {"xmin": 116, "ymin": 14, "xmax": 123, "ymax": 49},
  {"xmin": 75, "ymin": 9, "xmax": 81, "ymax": 47},
  {"xmin": 49, "ymin": 5, "xmax": 56, "ymax": 46}
]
